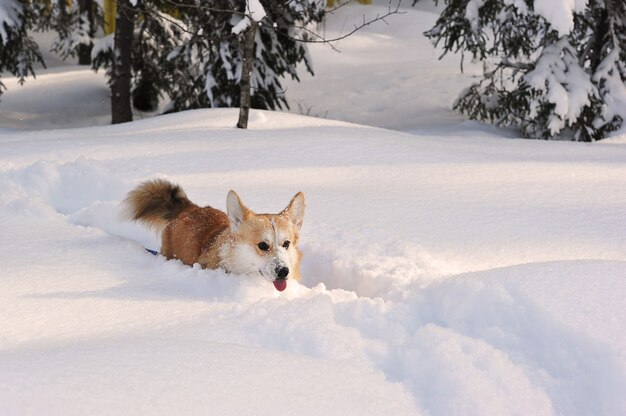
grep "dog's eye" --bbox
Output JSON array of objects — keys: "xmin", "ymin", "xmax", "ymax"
[
  {"xmin": 282, "ymin": 240, "xmax": 290, "ymax": 249},
  {"xmin": 257, "ymin": 242, "xmax": 270, "ymax": 251}
]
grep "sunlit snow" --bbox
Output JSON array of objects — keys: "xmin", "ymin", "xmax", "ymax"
[{"xmin": 1, "ymin": 2, "xmax": 625, "ymax": 416}]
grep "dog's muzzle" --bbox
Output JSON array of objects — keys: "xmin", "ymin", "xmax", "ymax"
[{"xmin": 272, "ymin": 265, "xmax": 289, "ymax": 291}]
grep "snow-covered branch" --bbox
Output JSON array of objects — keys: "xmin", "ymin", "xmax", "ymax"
[{"xmin": 232, "ymin": 0, "xmax": 267, "ymax": 35}]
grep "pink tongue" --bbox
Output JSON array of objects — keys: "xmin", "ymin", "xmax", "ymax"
[{"xmin": 273, "ymin": 279, "xmax": 287, "ymax": 292}]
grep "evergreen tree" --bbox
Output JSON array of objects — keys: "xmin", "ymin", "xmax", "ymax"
[
  {"xmin": 165, "ymin": 0, "xmax": 325, "ymax": 114},
  {"xmin": 0, "ymin": 0, "xmax": 98, "ymax": 100},
  {"xmin": 423, "ymin": 0, "xmax": 626, "ymax": 141},
  {"xmin": 2, "ymin": 0, "xmax": 387, "ymax": 127},
  {"xmin": 0, "ymin": 0, "xmax": 44, "ymax": 99},
  {"xmin": 131, "ymin": 3, "xmax": 185, "ymax": 112},
  {"xmin": 88, "ymin": 0, "xmax": 324, "ymax": 126},
  {"xmin": 37, "ymin": 0, "xmax": 95, "ymax": 63},
  {"xmin": 91, "ymin": 0, "xmax": 184, "ymax": 121},
  {"xmin": 77, "ymin": 0, "xmax": 97, "ymax": 65}
]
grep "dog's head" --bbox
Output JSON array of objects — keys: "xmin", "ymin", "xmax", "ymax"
[{"xmin": 220, "ymin": 190, "xmax": 305, "ymax": 291}]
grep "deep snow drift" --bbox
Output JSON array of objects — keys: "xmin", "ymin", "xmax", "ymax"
[
  {"xmin": 1, "ymin": 110, "xmax": 625, "ymax": 415},
  {"xmin": 1, "ymin": 3, "xmax": 626, "ymax": 416}
]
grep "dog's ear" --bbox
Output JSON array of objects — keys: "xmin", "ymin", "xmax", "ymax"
[
  {"xmin": 283, "ymin": 192, "xmax": 305, "ymax": 231},
  {"xmin": 227, "ymin": 190, "xmax": 249, "ymax": 231}
]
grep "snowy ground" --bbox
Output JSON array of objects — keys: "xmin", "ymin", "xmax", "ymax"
[{"xmin": 1, "ymin": 3, "xmax": 626, "ymax": 416}]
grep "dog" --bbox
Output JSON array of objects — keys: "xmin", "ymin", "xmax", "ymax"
[{"xmin": 123, "ymin": 179, "xmax": 305, "ymax": 291}]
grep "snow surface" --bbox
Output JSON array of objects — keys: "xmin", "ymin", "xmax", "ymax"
[
  {"xmin": 281, "ymin": 2, "xmax": 500, "ymax": 136},
  {"xmin": 1, "ymin": 3, "xmax": 626, "ymax": 416}
]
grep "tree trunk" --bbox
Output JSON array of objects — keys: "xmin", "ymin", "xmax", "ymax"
[
  {"xmin": 589, "ymin": 8, "xmax": 608, "ymax": 72},
  {"xmin": 110, "ymin": 0, "xmax": 135, "ymax": 124},
  {"xmin": 237, "ymin": 22, "xmax": 257, "ymax": 129},
  {"xmin": 78, "ymin": 0, "xmax": 95, "ymax": 65}
]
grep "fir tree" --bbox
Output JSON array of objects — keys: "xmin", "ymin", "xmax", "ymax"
[
  {"xmin": 88, "ymin": 0, "xmax": 324, "ymax": 126},
  {"xmin": 77, "ymin": 0, "xmax": 97, "ymax": 65},
  {"xmin": 131, "ymin": 4, "xmax": 185, "ymax": 112},
  {"xmin": 91, "ymin": 0, "xmax": 185, "ymax": 121},
  {"xmin": 423, "ymin": 0, "xmax": 626, "ymax": 141},
  {"xmin": 165, "ymin": 0, "xmax": 325, "ymax": 116},
  {"xmin": 0, "ymin": 0, "xmax": 44, "ymax": 99},
  {"xmin": 37, "ymin": 0, "xmax": 95, "ymax": 63}
]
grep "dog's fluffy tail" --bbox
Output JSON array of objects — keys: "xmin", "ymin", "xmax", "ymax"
[{"xmin": 123, "ymin": 179, "xmax": 195, "ymax": 233}]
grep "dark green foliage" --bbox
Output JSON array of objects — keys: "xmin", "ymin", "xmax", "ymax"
[
  {"xmin": 423, "ymin": 0, "xmax": 626, "ymax": 141},
  {"xmin": 0, "ymin": 1, "xmax": 44, "ymax": 97},
  {"xmin": 165, "ymin": 0, "xmax": 324, "ymax": 112},
  {"xmin": 1, "ymin": 0, "xmax": 324, "ymax": 117}
]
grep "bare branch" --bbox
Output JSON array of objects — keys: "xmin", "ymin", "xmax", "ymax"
[
  {"xmin": 275, "ymin": 0, "xmax": 404, "ymax": 47},
  {"xmin": 159, "ymin": 0, "xmax": 247, "ymax": 17}
]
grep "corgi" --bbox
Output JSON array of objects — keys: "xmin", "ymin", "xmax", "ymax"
[{"xmin": 123, "ymin": 179, "xmax": 305, "ymax": 291}]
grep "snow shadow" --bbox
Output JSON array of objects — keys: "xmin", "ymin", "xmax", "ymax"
[
  {"xmin": 397, "ymin": 267, "xmax": 626, "ymax": 415},
  {"xmin": 299, "ymin": 239, "xmax": 448, "ymax": 299}
]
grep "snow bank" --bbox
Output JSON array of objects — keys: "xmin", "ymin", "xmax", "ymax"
[
  {"xmin": 0, "ymin": 67, "xmax": 110, "ymax": 130},
  {"xmin": 1, "ymin": 109, "xmax": 626, "ymax": 415}
]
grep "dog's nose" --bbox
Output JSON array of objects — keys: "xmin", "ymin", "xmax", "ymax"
[{"xmin": 276, "ymin": 266, "xmax": 289, "ymax": 279}]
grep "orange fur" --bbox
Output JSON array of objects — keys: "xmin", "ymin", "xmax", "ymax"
[
  {"xmin": 162, "ymin": 205, "xmax": 229, "ymax": 267},
  {"xmin": 123, "ymin": 179, "xmax": 305, "ymax": 283}
]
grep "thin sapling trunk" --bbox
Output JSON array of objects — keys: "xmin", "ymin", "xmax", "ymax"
[{"xmin": 237, "ymin": 21, "xmax": 257, "ymax": 129}]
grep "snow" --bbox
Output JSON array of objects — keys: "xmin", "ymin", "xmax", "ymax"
[
  {"xmin": 0, "ymin": 0, "xmax": 21, "ymax": 43},
  {"xmin": 593, "ymin": 48, "xmax": 626, "ymax": 128},
  {"xmin": 232, "ymin": 0, "xmax": 268, "ymax": 35},
  {"xmin": 533, "ymin": 0, "xmax": 588, "ymax": 37},
  {"xmin": 1, "ymin": 3, "xmax": 626, "ymax": 416},
  {"xmin": 465, "ymin": 0, "xmax": 485, "ymax": 33},
  {"xmin": 247, "ymin": 0, "xmax": 267, "ymax": 22},
  {"xmin": 90, "ymin": 34, "xmax": 114, "ymax": 61},
  {"xmin": 525, "ymin": 38, "xmax": 596, "ymax": 135},
  {"xmin": 231, "ymin": 16, "xmax": 252, "ymax": 35},
  {"xmin": 282, "ymin": 3, "xmax": 484, "ymax": 135}
]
